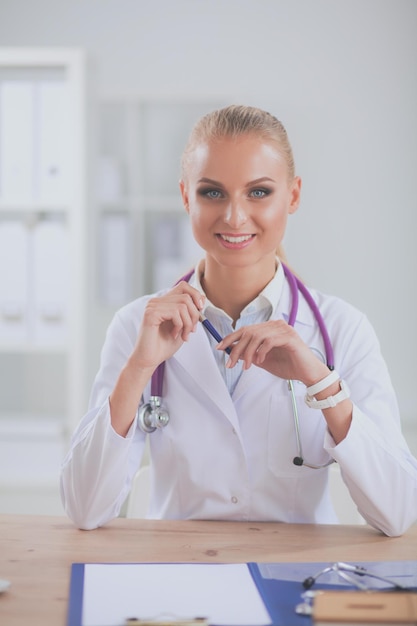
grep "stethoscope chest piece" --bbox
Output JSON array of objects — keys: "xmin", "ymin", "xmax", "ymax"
[{"xmin": 138, "ymin": 396, "xmax": 170, "ymax": 433}]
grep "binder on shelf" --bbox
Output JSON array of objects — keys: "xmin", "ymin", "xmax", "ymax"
[
  {"xmin": 32, "ymin": 219, "xmax": 69, "ymax": 346},
  {"xmin": 0, "ymin": 220, "xmax": 29, "ymax": 344},
  {"xmin": 150, "ymin": 215, "xmax": 192, "ymax": 292},
  {"xmin": 67, "ymin": 560, "xmax": 417, "ymax": 626},
  {"xmin": 0, "ymin": 81, "xmax": 35, "ymax": 203},
  {"xmin": 96, "ymin": 156, "xmax": 123, "ymax": 203},
  {"xmin": 36, "ymin": 80, "xmax": 71, "ymax": 203},
  {"xmin": 99, "ymin": 212, "xmax": 132, "ymax": 306}
]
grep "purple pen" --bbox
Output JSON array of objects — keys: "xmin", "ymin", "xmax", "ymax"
[{"xmin": 199, "ymin": 314, "xmax": 232, "ymax": 354}]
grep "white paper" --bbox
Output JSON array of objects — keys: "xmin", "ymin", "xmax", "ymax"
[{"xmin": 82, "ymin": 563, "xmax": 271, "ymax": 626}]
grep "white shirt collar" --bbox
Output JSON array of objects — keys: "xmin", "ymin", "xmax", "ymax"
[{"xmin": 189, "ymin": 258, "xmax": 285, "ymax": 321}]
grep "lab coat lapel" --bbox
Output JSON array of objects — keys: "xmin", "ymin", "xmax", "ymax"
[{"xmin": 173, "ymin": 324, "xmax": 239, "ymax": 425}]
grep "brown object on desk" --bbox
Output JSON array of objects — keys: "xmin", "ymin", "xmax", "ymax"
[
  {"xmin": 313, "ymin": 590, "xmax": 417, "ymax": 625},
  {"xmin": 1, "ymin": 514, "xmax": 416, "ymax": 626}
]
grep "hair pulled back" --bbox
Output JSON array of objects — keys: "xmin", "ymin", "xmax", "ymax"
[{"xmin": 181, "ymin": 104, "xmax": 295, "ymax": 181}]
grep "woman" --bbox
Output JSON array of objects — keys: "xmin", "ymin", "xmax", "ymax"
[{"xmin": 60, "ymin": 105, "xmax": 417, "ymax": 535}]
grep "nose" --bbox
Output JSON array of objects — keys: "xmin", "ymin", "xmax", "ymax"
[{"xmin": 224, "ymin": 198, "xmax": 248, "ymax": 228}]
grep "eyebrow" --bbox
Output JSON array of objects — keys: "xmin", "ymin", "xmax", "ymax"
[{"xmin": 197, "ymin": 176, "xmax": 276, "ymax": 187}]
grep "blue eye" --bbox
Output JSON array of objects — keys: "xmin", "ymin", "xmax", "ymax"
[
  {"xmin": 207, "ymin": 190, "xmax": 222, "ymax": 199},
  {"xmin": 198, "ymin": 188, "xmax": 223, "ymax": 199},
  {"xmin": 250, "ymin": 188, "xmax": 270, "ymax": 198}
]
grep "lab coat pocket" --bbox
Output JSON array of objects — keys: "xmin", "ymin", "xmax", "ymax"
[{"xmin": 267, "ymin": 383, "xmax": 331, "ymax": 478}]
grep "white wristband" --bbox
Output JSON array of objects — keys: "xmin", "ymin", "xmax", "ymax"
[
  {"xmin": 306, "ymin": 370, "xmax": 340, "ymax": 396},
  {"xmin": 305, "ymin": 380, "xmax": 350, "ymax": 410}
]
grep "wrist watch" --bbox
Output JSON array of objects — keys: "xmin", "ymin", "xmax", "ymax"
[{"xmin": 304, "ymin": 380, "xmax": 350, "ymax": 410}]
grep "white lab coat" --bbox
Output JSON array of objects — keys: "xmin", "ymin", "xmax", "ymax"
[{"xmin": 60, "ymin": 276, "xmax": 417, "ymax": 535}]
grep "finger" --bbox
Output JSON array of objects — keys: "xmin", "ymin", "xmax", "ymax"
[
  {"xmin": 218, "ymin": 328, "xmax": 257, "ymax": 369},
  {"xmin": 173, "ymin": 281, "xmax": 205, "ymax": 312},
  {"xmin": 145, "ymin": 294, "xmax": 199, "ymax": 342},
  {"xmin": 224, "ymin": 330, "xmax": 255, "ymax": 370},
  {"xmin": 216, "ymin": 329, "xmax": 240, "ymax": 353},
  {"xmin": 252, "ymin": 335, "xmax": 277, "ymax": 365},
  {"xmin": 238, "ymin": 333, "xmax": 267, "ymax": 370},
  {"xmin": 169, "ymin": 301, "xmax": 199, "ymax": 341}
]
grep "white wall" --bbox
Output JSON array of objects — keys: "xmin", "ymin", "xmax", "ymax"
[{"xmin": 0, "ymin": 0, "xmax": 416, "ymax": 433}]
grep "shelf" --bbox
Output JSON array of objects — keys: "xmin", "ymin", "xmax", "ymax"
[
  {"xmin": 0, "ymin": 202, "xmax": 70, "ymax": 213},
  {"xmin": 0, "ymin": 46, "xmax": 87, "ymax": 441},
  {"xmin": 98, "ymin": 195, "xmax": 184, "ymax": 212},
  {"xmin": 0, "ymin": 343, "xmax": 67, "ymax": 354}
]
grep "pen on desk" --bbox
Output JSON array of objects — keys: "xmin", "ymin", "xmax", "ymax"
[{"xmin": 199, "ymin": 314, "xmax": 232, "ymax": 354}]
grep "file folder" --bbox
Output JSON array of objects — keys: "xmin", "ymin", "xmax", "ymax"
[
  {"xmin": 67, "ymin": 561, "xmax": 417, "ymax": 626},
  {"xmin": 0, "ymin": 220, "xmax": 29, "ymax": 344},
  {"xmin": 0, "ymin": 81, "xmax": 35, "ymax": 203},
  {"xmin": 32, "ymin": 219, "xmax": 69, "ymax": 346},
  {"xmin": 100, "ymin": 212, "xmax": 132, "ymax": 306},
  {"xmin": 36, "ymin": 80, "xmax": 71, "ymax": 203}
]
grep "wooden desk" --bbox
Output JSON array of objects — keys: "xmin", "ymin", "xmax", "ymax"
[{"xmin": 1, "ymin": 514, "xmax": 416, "ymax": 626}]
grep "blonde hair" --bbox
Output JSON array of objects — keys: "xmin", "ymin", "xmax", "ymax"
[
  {"xmin": 180, "ymin": 104, "xmax": 296, "ymax": 181},
  {"xmin": 180, "ymin": 104, "xmax": 296, "ymax": 263}
]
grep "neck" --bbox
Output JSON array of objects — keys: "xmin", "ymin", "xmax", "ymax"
[{"xmin": 201, "ymin": 256, "xmax": 277, "ymax": 323}]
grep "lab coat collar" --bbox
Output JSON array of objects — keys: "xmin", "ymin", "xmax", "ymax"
[
  {"xmin": 190, "ymin": 258, "xmax": 284, "ymax": 318},
  {"xmin": 189, "ymin": 258, "xmax": 315, "ymax": 328}
]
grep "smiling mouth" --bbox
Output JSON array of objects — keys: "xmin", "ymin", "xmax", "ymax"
[{"xmin": 218, "ymin": 234, "xmax": 254, "ymax": 243}]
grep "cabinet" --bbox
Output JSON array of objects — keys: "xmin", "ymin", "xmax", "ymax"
[{"xmin": 0, "ymin": 48, "xmax": 87, "ymax": 513}]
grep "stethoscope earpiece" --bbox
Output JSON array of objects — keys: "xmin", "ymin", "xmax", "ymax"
[{"xmin": 138, "ymin": 396, "xmax": 170, "ymax": 433}]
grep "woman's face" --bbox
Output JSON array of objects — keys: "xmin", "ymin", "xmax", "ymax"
[{"xmin": 180, "ymin": 134, "xmax": 301, "ymax": 272}]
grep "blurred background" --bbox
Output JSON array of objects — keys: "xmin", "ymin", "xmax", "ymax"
[{"xmin": 0, "ymin": 0, "xmax": 415, "ymax": 515}]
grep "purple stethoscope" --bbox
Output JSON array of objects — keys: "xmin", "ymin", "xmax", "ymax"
[{"xmin": 138, "ymin": 263, "xmax": 335, "ymax": 469}]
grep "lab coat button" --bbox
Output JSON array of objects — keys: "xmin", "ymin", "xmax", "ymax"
[{"xmin": 231, "ymin": 496, "xmax": 238, "ymax": 504}]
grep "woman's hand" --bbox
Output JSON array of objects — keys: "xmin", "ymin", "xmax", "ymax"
[
  {"xmin": 130, "ymin": 281, "xmax": 204, "ymax": 371},
  {"xmin": 109, "ymin": 282, "xmax": 204, "ymax": 436},
  {"xmin": 217, "ymin": 319, "xmax": 329, "ymax": 386},
  {"xmin": 218, "ymin": 319, "xmax": 353, "ymax": 443}
]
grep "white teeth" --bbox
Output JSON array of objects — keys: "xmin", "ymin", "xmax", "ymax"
[{"xmin": 220, "ymin": 234, "xmax": 252, "ymax": 243}]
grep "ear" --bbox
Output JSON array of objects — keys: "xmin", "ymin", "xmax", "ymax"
[
  {"xmin": 179, "ymin": 179, "xmax": 190, "ymax": 214},
  {"xmin": 288, "ymin": 176, "xmax": 302, "ymax": 215}
]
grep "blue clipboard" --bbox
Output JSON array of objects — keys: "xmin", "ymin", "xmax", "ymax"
[{"xmin": 67, "ymin": 560, "xmax": 417, "ymax": 626}]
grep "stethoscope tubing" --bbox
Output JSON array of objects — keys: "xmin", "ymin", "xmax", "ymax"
[
  {"xmin": 144, "ymin": 263, "xmax": 336, "ymax": 468},
  {"xmin": 282, "ymin": 263, "xmax": 334, "ymax": 370},
  {"xmin": 151, "ymin": 263, "xmax": 334, "ymax": 396}
]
